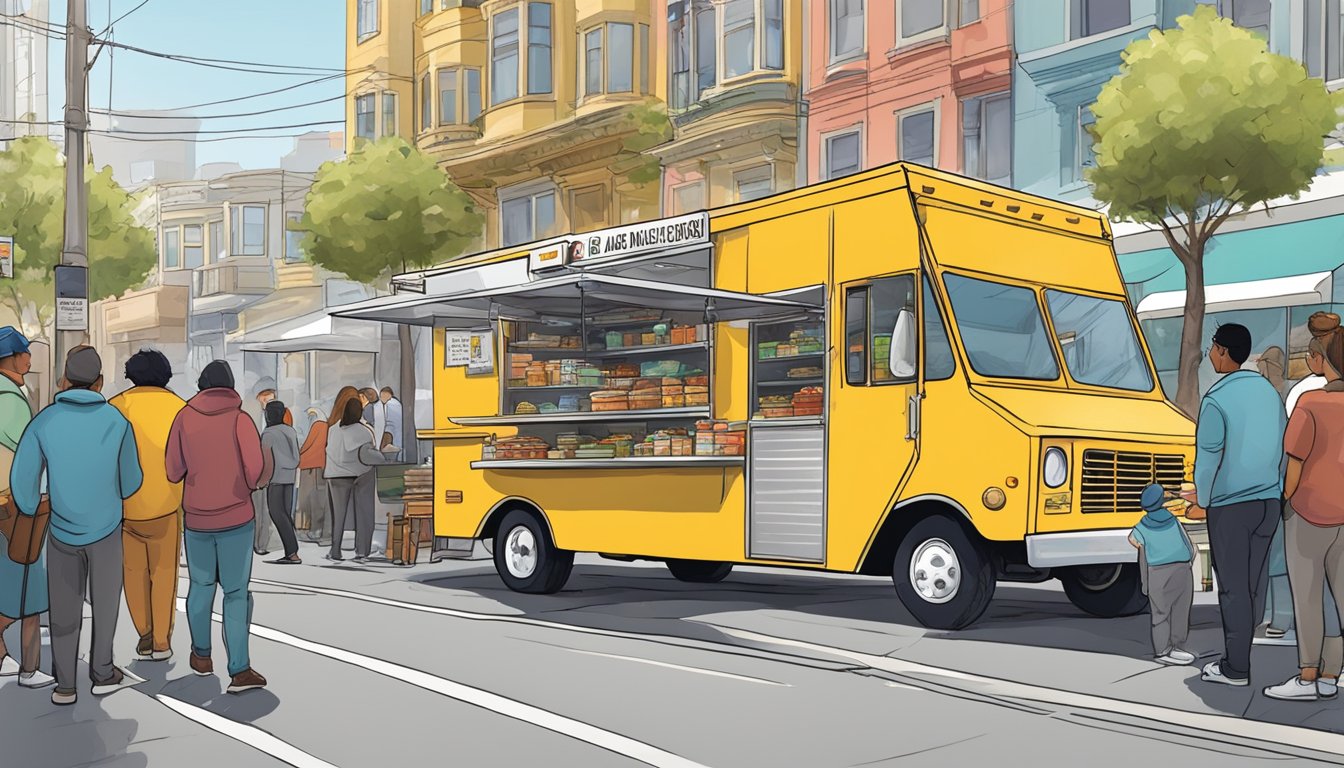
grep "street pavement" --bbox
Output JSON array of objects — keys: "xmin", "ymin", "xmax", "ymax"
[{"xmin": 2, "ymin": 540, "xmax": 1342, "ymax": 767}]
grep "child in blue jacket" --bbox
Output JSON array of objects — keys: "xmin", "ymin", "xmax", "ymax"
[{"xmin": 1130, "ymin": 483, "xmax": 1196, "ymax": 666}]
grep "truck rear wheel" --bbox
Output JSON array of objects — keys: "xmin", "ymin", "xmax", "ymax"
[
  {"xmin": 1059, "ymin": 563, "xmax": 1148, "ymax": 618},
  {"xmin": 666, "ymin": 559, "xmax": 733, "ymax": 583},
  {"xmin": 893, "ymin": 516, "xmax": 995, "ymax": 630},
  {"xmin": 493, "ymin": 510, "xmax": 574, "ymax": 594}
]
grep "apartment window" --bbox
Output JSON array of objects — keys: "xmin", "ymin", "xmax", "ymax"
[
  {"xmin": 571, "ymin": 186, "xmax": 607, "ymax": 231},
  {"xmin": 608, "ymin": 23, "xmax": 634, "ymax": 93},
  {"xmin": 183, "ymin": 224, "xmax": 204, "ymax": 269},
  {"xmin": 640, "ymin": 24, "xmax": 650, "ymax": 92},
  {"xmin": 162, "ymin": 227, "xmax": 180, "ymax": 269},
  {"xmin": 672, "ymin": 182, "xmax": 706, "ymax": 215},
  {"xmin": 830, "ymin": 0, "xmax": 865, "ymax": 62},
  {"xmin": 421, "ymin": 0, "xmax": 434, "ymax": 15},
  {"xmin": 724, "ymin": 0, "xmax": 756, "ymax": 78},
  {"xmin": 230, "ymin": 205, "xmax": 266, "ymax": 256},
  {"xmin": 285, "ymin": 213, "xmax": 305, "ymax": 263},
  {"xmin": 764, "ymin": 0, "xmax": 783, "ymax": 69},
  {"xmin": 1069, "ymin": 0, "xmax": 1129, "ymax": 40},
  {"xmin": 492, "ymin": 8, "xmax": 520, "ymax": 105},
  {"xmin": 899, "ymin": 107, "xmax": 937, "ymax": 166},
  {"xmin": 900, "ymin": 0, "xmax": 945, "ymax": 44},
  {"xmin": 734, "ymin": 165, "xmax": 773, "ymax": 202},
  {"xmin": 1077, "ymin": 106, "xmax": 1097, "ymax": 176},
  {"xmin": 669, "ymin": 3, "xmax": 691, "ymax": 107},
  {"xmin": 357, "ymin": 0, "xmax": 378, "ymax": 41},
  {"xmin": 1304, "ymin": 0, "xmax": 1344, "ymax": 81},
  {"xmin": 959, "ymin": 0, "xmax": 979, "ymax": 25},
  {"xmin": 825, "ymin": 129, "xmax": 862, "ymax": 180},
  {"xmin": 209, "ymin": 220, "xmax": 224, "ymax": 263},
  {"xmin": 1216, "ymin": 0, "xmax": 1270, "ymax": 39},
  {"xmin": 527, "ymin": 2, "xmax": 552, "ymax": 94},
  {"xmin": 585, "ymin": 28, "xmax": 603, "ymax": 96},
  {"xmin": 500, "ymin": 188, "xmax": 556, "ymax": 246},
  {"xmin": 695, "ymin": 4, "xmax": 717, "ymax": 91},
  {"xmin": 420, "ymin": 74, "xmax": 432, "ymax": 131},
  {"xmin": 355, "ymin": 94, "xmax": 375, "ymax": 140},
  {"xmin": 465, "ymin": 69, "xmax": 482, "ymax": 122},
  {"xmin": 962, "ymin": 92, "xmax": 1010, "ymax": 186},
  {"xmin": 438, "ymin": 68, "xmax": 458, "ymax": 125},
  {"xmin": 381, "ymin": 92, "xmax": 397, "ymax": 137}
]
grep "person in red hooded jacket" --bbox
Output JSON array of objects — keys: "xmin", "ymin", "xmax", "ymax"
[{"xmin": 166, "ymin": 360, "xmax": 270, "ymax": 694}]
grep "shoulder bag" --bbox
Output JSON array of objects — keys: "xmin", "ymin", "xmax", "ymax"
[{"xmin": 0, "ymin": 493, "xmax": 50, "ymax": 565}]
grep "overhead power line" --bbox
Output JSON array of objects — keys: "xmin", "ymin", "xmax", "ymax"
[
  {"xmin": 0, "ymin": 17, "xmax": 67, "ymax": 39},
  {"xmin": 99, "ymin": 0, "xmax": 151, "ymax": 35},
  {"xmin": 91, "ymin": 93, "xmax": 347, "ymax": 121},
  {"xmin": 152, "ymin": 72, "xmax": 354, "ymax": 111},
  {"xmin": 93, "ymin": 118, "xmax": 344, "ymax": 135},
  {"xmin": 98, "ymin": 38, "xmax": 349, "ymax": 76}
]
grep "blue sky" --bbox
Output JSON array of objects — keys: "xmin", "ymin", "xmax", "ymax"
[{"xmin": 45, "ymin": 0, "xmax": 345, "ymax": 169}]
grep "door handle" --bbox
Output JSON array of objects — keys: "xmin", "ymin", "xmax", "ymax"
[{"xmin": 906, "ymin": 394, "xmax": 922, "ymax": 441}]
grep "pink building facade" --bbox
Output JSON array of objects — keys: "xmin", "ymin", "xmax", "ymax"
[{"xmin": 805, "ymin": 0, "xmax": 1013, "ymax": 186}]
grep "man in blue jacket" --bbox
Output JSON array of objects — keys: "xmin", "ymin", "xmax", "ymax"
[
  {"xmin": 12, "ymin": 347, "xmax": 143, "ymax": 706},
  {"xmin": 1189, "ymin": 324, "xmax": 1286, "ymax": 688}
]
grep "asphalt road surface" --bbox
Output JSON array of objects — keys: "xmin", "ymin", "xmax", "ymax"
[{"xmin": 2, "ymin": 544, "xmax": 1342, "ymax": 767}]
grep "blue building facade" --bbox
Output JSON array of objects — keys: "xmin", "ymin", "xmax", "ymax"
[{"xmin": 1011, "ymin": 0, "xmax": 1343, "ymax": 399}]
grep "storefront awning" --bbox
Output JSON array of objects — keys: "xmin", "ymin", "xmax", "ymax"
[
  {"xmin": 336, "ymin": 273, "xmax": 823, "ymax": 325},
  {"xmin": 1135, "ymin": 272, "xmax": 1335, "ymax": 319},
  {"xmin": 328, "ymin": 292, "xmax": 494, "ymax": 328},
  {"xmin": 239, "ymin": 310, "xmax": 382, "ymax": 354}
]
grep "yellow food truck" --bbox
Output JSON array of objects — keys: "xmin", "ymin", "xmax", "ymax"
[{"xmin": 338, "ymin": 163, "xmax": 1195, "ymax": 630}]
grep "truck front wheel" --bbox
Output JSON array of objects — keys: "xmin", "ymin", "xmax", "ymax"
[
  {"xmin": 493, "ymin": 509, "xmax": 574, "ymax": 594},
  {"xmin": 892, "ymin": 516, "xmax": 995, "ymax": 630},
  {"xmin": 1059, "ymin": 563, "xmax": 1148, "ymax": 618}
]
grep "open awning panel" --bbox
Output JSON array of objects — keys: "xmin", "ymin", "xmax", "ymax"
[{"xmin": 335, "ymin": 273, "xmax": 823, "ymax": 326}]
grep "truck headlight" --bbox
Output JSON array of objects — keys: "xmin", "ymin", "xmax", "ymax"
[{"xmin": 1043, "ymin": 447, "xmax": 1068, "ymax": 489}]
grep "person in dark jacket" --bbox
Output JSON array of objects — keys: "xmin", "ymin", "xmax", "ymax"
[
  {"xmin": 261, "ymin": 400, "xmax": 302, "ymax": 564},
  {"xmin": 166, "ymin": 361, "xmax": 269, "ymax": 694}
]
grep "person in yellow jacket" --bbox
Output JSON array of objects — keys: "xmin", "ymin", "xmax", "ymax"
[{"xmin": 109, "ymin": 349, "xmax": 186, "ymax": 661}]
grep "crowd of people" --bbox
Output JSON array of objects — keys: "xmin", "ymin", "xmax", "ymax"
[
  {"xmin": 1130, "ymin": 314, "xmax": 1344, "ymax": 703},
  {"xmin": 0, "ymin": 333, "xmax": 405, "ymax": 706}
]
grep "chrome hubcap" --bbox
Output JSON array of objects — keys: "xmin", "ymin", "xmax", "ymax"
[
  {"xmin": 505, "ymin": 526, "xmax": 538, "ymax": 579},
  {"xmin": 910, "ymin": 538, "xmax": 961, "ymax": 604}
]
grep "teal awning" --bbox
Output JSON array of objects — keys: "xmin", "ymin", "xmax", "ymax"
[{"xmin": 1119, "ymin": 214, "xmax": 1344, "ymax": 295}]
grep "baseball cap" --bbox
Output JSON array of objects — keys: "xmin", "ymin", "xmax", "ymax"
[{"xmin": 64, "ymin": 346, "xmax": 102, "ymax": 386}]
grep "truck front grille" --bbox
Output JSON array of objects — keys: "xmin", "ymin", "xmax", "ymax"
[{"xmin": 1079, "ymin": 449, "xmax": 1185, "ymax": 514}]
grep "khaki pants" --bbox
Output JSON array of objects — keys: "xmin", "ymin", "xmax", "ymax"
[
  {"xmin": 1286, "ymin": 511, "xmax": 1344, "ymax": 675},
  {"xmin": 123, "ymin": 514, "xmax": 181, "ymax": 654}
]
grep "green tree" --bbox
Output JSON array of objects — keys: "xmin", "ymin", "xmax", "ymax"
[
  {"xmin": 0, "ymin": 137, "xmax": 156, "ymax": 340},
  {"xmin": 1088, "ymin": 6, "xmax": 1343, "ymax": 417},
  {"xmin": 296, "ymin": 136, "xmax": 483, "ymax": 459}
]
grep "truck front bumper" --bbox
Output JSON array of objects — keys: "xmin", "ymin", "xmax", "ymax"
[{"xmin": 1026, "ymin": 530, "xmax": 1138, "ymax": 569}]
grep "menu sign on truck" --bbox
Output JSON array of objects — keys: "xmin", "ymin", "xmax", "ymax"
[{"xmin": 570, "ymin": 212, "xmax": 710, "ymax": 267}]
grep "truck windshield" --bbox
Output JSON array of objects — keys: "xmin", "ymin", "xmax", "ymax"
[
  {"xmin": 943, "ymin": 274, "xmax": 1059, "ymax": 380},
  {"xmin": 1044, "ymin": 290, "xmax": 1154, "ymax": 392}
]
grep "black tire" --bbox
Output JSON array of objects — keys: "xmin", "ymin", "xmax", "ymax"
[
  {"xmin": 666, "ymin": 559, "xmax": 733, "ymax": 583},
  {"xmin": 1059, "ymin": 563, "xmax": 1148, "ymax": 618},
  {"xmin": 892, "ymin": 516, "xmax": 995, "ymax": 630},
  {"xmin": 493, "ymin": 509, "xmax": 574, "ymax": 594}
]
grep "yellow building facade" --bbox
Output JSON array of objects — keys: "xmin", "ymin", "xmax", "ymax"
[{"xmin": 346, "ymin": 0, "xmax": 662, "ymax": 250}]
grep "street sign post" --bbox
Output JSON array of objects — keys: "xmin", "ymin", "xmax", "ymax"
[
  {"xmin": 54, "ymin": 265, "xmax": 88, "ymax": 332},
  {"xmin": 0, "ymin": 237, "xmax": 12, "ymax": 279}
]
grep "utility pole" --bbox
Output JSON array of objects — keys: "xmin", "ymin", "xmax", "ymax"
[{"xmin": 55, "ymin": 0, "xmax": 90, "ymax": 384}]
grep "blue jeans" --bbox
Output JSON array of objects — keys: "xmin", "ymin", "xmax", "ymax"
[{"xmin": 185, "ymin": 521, "xmax": 255, "ymax": 677}]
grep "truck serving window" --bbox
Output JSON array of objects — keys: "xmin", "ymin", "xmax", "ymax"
[
  {"xmin": 943, "ymin": 274, "xmax": 1059, "ymax": 381},
  {"xmin": 1045, "ymin": 289, "xmax": 1154, "ymax": 392}
]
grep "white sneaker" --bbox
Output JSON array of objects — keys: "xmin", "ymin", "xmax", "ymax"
[
  {"xmin": 150, "ymin": 649, "xmax": 173, "ymax": 662},
  {"xmin": 0, "ymin": 655, "xmax": 19, "ymax": 676},
  {"xmin": 1318, "ymin": 678, "xmax": 1338, "ymax": 699},
  {"xmin": 1156, "ymin": 649, "xmax": 1197, "ymax": 666},
  {"xmin": 1264, "ymin": 675, "xmax": 1320, "ymax": 701},
  {"xmin": 18, "ymin": 670, "xmax": 54, "ymax": 689},
  {"xmin": 1201, "ymin": 661, "xmax": 1250, "ymax": 687}
]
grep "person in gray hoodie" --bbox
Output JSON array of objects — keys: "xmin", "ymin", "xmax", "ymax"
[
  {"xmin": 261, "ymin": 401, "xmax": 302, "ymax": 564},
  {"xmin": 324, "ymin": 398, "xmax": 386, "ymax": 563}
]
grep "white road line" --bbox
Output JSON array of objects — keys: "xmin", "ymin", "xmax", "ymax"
[
  {"xmin": 539, "ymin": 645, "xmax": 791, "ymax": 687},
  {"xmin": 713, "ymin": 626, "xmax": 1344, "ymax": 759},
  {"xmin": 246, "ymin": 576, "xmax": 1344, "ymax": 758},
  {"xmin": 176, "ymin": 597, "xmax": 708, "ymax": 768},
  {"xmin": 155, "ymin": 694, "xmax": 340, "ymax": 768}
]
